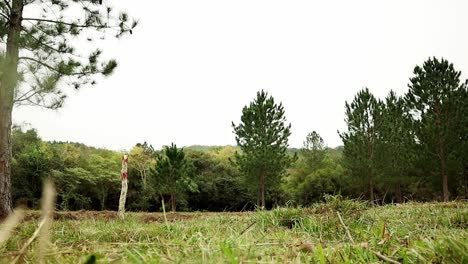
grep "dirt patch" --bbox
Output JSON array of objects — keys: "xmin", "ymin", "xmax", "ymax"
[
  {"xmin": 23, "ymin": 210, "xmax": 119, "ymax": 221},
  {"xmin": 139, "ymin": 213, "xmax": 197, "ymax": 223},
  {"xmin": 22, "ymin": 211, "xmax": 252, "ymax": 222},
  {"xmin": 139, "ymin": 212, "xmax": 250, "ymax": 223}
]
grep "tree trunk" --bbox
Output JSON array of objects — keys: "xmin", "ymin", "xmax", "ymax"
[
  {"xmin": 260, "ymin": 174, "xmax": 266, "ymax": 209},
  {"xmin": 441, "ymin": 160, "xmax": 449, "ymax": 202},
  {"xmin": 395, "ymin": 178, "xmax": 402, "ymax": 203},
  {"xmin": 464, "ymin": 165, "xmax": 468, "ymax": 199},
  {"xmin": 439, "ymin": 140, "xmax": 449, "ymax": 202},
  {"xmin": 0, "ymin": 0, "xmax": 24, "ymax": 220},
  {"xmin": 369, "ymin": 176, "xmax": 374, "ymax": 205},
  {"xmin": 100, "ymin": 190, "xmax": 107, "ymax": 210},
  {"xmin": 170, "ymin": 193, "xmax": 175, "ymax": 212},
  {"xmin": 0, "ymin": 110, "xmax": 13, "ymax": 219}
]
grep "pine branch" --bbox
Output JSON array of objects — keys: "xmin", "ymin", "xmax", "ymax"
[
  {"xmin": 14, "ymin": 88, "xmax": 41, "ymax": 103},
  {"xmin": 22, "ymin": 17, "xmax": 108, "ymax": 29},
  {"xmin": 19, "ymin": 56, "xmax": 95, "ymax": 77},
  {"xmin": 0, "ymin": 10, "xmax": 8, "ymax": 20},
  {"xmin": 24, "ymin": 32, "xmax": 70, "ymax": 54},
  {"xmin": 18, "ymin": 56, "xmax": 57, "ymax": 72},
  {"xmin": 2, "ymin": 0, "xmax": 11, "ymax": 11}
]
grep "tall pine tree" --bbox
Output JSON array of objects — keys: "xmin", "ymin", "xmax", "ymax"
[
  {"xmin": 376, "ymin": 91, "xmax": 415, "ymax": 202},
  {"xmin": 232, "ymin": 90, "xmax": 294, "ymax": 209},
  {"xmin": 405, "ymin": 57, "xmax": 466, "ymax": 202},
  {"xmin": 339, "ymin": 88, "xmax": 381, "ymax": 203}
]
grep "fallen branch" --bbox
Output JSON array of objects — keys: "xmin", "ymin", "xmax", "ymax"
[
  {"xmin": 336, "ymin": 211, "xmax": 354, "ymax": 243},
  {"xmin": 371, "ymin": 250, "xmax": 401, "ymax": 264}
]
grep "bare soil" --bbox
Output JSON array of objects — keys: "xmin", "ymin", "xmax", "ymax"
[{"xmin": 22, "ymin": 210, "xmax": 251, "ymax": 222}]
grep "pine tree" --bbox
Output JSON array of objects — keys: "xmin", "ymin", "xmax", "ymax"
[
  {"xmin": 339, "ymin": 88, "xmax": 381, "ymax": 203},
  {"xmin": 405, "ymin": 57, "xmax": 466, "ymax": 202},
  {"xmin": 0, "ymin": 0, "xmax": 137, "ymax": 219},
  {"xmin": 376, "ymin": 91, "xmax": 415, "ymax": 202},
  {"xmin": 151, "ymin": 143, "xmax": 196, "ymax": 212},
  {"xmin": 232, "ymin": 90, "xmax": 294, "ymax": 209}
]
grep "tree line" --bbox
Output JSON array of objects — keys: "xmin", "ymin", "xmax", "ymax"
[{"xmin": 10, "ymin": 57, "xmax": 468, "ymax": 211}]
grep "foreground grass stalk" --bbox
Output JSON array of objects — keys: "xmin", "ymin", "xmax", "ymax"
[
  {"xmin": 13, "ymin": 181, "xmax": 56, "ymax": 264},
  {"xmin": 161, "ymin": 197, "xmax": 169, "ymax": 229},
  {"xmin": 336, "ymin": 211, "xmax": 354, "ymax": 243},
  {"xmin": 0, "ymin": 208, "xmax": 25, "ymax": 248}
]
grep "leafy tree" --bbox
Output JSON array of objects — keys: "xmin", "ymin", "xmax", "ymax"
[
  {"xmin": 11, "ymin": 126, "xmax": 52, "ymax": 207},
  {"xmin": 339, "ymin": 88, "xmax": 381, "ymax": 203},
  {"xmin": 151, "ymin": 143, "xmax": 196, "ymax": 212},
  {"xmin": 301, "ymin": 131, "xmax": 327, "ymax": 172},
  {"xmin": 0, "ymin": 0, "xmax": 137, "ymax": 219},
  {"xmin": 284, "ymin": 132, "xmax": 344, "ymax": 205},
  {"xmin": 186, "ymin": 149, "xmax": 248, "ymax": 211},
  {"xmin": 52, "ymin": 167, "xmax": 94, "ymax": 210},
  {"xmin": 232, "ymin": 90, "xmax": 294, "ymax": 209},
  {"xmin": 405, "ymin": 57, "xmax": 467, "ymax": 201},
  {"xmin": 87, "ymin": 153, "xmax": 120, "ymax": 210},
  {"xmin": 129, "ymin": 143, "xmax": 155, "ymax": 190},
  {"xmin": 126, "ymin": 143, "xmax": 156, "ymax": 211}
]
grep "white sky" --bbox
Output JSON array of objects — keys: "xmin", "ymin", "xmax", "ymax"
[{"xmin": 14, "ymin": 0, "xmax": 468, "ymax": 151}]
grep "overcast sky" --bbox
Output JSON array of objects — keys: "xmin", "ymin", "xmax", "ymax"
[{"xmin": 14, "ymin": 0, "xmax": 468, "ymax": 151}]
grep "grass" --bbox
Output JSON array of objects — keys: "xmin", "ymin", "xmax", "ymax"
[{"xmin": 0, "ymin": 198, "xmax": 466, "ymax": 263}]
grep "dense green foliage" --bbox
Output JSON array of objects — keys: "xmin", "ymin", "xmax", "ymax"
[
  {"xmin": 339, "ymin": 57, "xmax": 468, "ymax": 203},
  {"xmin": 284, "ymin": 132, "xmax": 346, "ymax": 205},
  {"xmin": 10, "ymin": 128, "xmax": 252, "ymax": 212},
  {"xmin": 11, "ymin": 127, "xmax": 121, "ymax": 211}
]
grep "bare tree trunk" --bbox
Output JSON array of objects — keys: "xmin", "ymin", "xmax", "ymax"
[
  {"xmin": 118, "ymin": 155, "xmax": 129, "ymax": 219},
  {"xmin": 0, "ymin": 0, "xmax": 24, "ymax": 220}
]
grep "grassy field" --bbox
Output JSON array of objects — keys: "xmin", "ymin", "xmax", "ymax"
[{"xmin": 0, "ymin": 198, "xmax": 467, "ymax": 263}]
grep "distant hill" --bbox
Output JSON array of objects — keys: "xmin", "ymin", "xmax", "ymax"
[
  {"xmin": 183, "ymin": 145, "xmax": 343, "ymax": 160},
  {"xmin": 183, "ymin": 145, "xmax": 238, "ymax": 152}
]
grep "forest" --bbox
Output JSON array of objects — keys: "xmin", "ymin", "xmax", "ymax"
[{"xmin": 11, "ymin": 57, "xmax": 468, "ymax": 212}]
